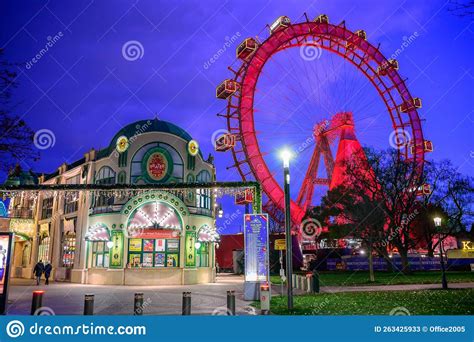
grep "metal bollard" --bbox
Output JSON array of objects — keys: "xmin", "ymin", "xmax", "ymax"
[
  {"xmin": 260, "ymin": 284, "xmax": 270, "ymax": 315},
  {"xmin": 182, "ymin": 292, "xmax": 191, "ymax": 315},
  {"xmin": 306, "ymin": 273, "xmax": 313, "ymax": 293},
  {"xmin": 31, "ymin": 290, "xmax": 44, "ymax": 315},
  {"xmin": 226, "ymin": 290, "xmax": 235, "ymax": 316},
  {"xmin": 312, "ymin": 270, "xmax": 320, "ymax": 293},
  {"xmin": 84, "ymin": 294, "xmax": 94, "ymax": 315},
  {"xmin": 134, "ymin": 293, "xmax": 144, "ymax": 315}
]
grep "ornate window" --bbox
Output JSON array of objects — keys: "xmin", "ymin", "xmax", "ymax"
[
  {"xmin": 91, "ymin": 241, "xmax": 110, "ymax": 268},
  {"xmin": 95, "ymin": 167, "xmax": 116, "ymax": 207},
  {"xmin": 196, "ymin": 170, "xmax": 211, "ymax": 210}
]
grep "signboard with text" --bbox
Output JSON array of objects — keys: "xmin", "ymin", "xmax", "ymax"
[
  {"xmin": 244, "ymin": 214, "xmax": 269, "ymax": 283},
  {"xmin": 0, "ymin": 232, "xmax": 13, "ymax": 314},
  {"xmin": 109, "ymin": 230, "xmax": 124, "ymax": 268},
  {"xmin": 274, "ymin": 239, "xmax": 286, "ymax": 251}
]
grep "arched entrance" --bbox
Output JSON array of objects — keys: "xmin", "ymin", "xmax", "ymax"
[{"xmin": 126, "ymin": 201, "xmax": 183, "ymax": 268}]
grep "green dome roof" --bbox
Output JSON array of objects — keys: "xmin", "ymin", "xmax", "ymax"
[{"xmin": 102, "ymin": 118, "xmax": 195, "ymax": 156}]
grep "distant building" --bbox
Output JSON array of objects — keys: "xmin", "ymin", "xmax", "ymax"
[{"xmin": 5, "ymin": 118, "xmax": 218, "ymax": 285}]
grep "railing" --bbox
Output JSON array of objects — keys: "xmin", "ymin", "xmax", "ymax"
[
  {"xmin": 188, "ymin": 206, "xmax": 213, "ymax": 217},
  {"xmin": 91, "ymin": 204, "xmax": 122, "ymax": 215}
]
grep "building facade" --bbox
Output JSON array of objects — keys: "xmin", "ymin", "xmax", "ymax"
[{"xmin": 5, "ymin": 119, "xmax": 218, "ymax": 285}]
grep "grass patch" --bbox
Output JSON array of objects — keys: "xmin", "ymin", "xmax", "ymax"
[
  {"xmin": 266, "ymin": 288, "xmax": 474, "ymax": 315},
  {"xmin": 270, "ymin": 271, "xmax": 474, "ymax": 286}
]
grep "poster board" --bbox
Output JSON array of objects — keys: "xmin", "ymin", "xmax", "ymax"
[
  {"xmin": 243, "ymin": 214, "xmax": 269, "ymax": 300},
  {"xmin": 0, "ymin": 232, "xmax": 14, "ymax": 314}
]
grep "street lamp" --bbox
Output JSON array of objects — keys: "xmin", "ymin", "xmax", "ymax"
[
  {"xmin": 280, "ymin": 148, "xmax": 294, "ymax": 309},
  {"xmin": 433, "ymin": 216, "xmax": 448, "ymax": 290}
]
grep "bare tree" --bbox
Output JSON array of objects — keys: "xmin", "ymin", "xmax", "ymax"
[
  {"xmin": 413, "ymin": 160, "xmax": 474, "ymax": 256},
  {"xmin": 448, "ymin": 0, "xmax": 474, "ymax": 18},
  {"xmin": 0, "ymin": 48, "xmax": 38, "ymax": 172},
  {"xmin": 313, "ymin": 148, "xmax": 424, "ymax": 274}
]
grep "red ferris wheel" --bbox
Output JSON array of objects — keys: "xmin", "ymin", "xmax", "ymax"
[{"xmin": 215, "ymin": 14, "xmax": 432, "ymax": 233}]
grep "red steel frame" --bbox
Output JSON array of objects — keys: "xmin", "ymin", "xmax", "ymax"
[{"xmin": 222, "ymin": 19, "xmax": 426, "ymax": 231}]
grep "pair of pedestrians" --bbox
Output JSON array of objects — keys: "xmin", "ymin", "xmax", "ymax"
[{"xmin": 33, "ymin": 260, "xmax": 52, "ymax": 285}]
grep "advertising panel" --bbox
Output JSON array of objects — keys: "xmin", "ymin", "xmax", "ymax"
[
  {"xmin": 244, "ymin": 214, "xmax": 269, "ymax": 282},
  {"xmin": 0, "ymin": 233, "xmax": 13, "ymax": 314},
  {"xmin": 109, "ymin": 230, "xmax": 124, "ymax": 268}
]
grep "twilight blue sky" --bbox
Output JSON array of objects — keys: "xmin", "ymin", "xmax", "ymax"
[{"xmin": 1, "ymin": 0, "xmax": 473, "ymax": 233}]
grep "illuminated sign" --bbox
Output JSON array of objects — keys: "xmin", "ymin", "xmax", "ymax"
[
  {"xmin": 109, "ymin": 230, "xmax": 124, "ymax": 268},
  {"xmin": 462, "ymin": 241, "xmax": 473, "ymax": 251},
  {"xmin": 0, "ymin": 233, "xmax": 13, "ymax": 314},
  {"xmin": 142, "ymin": 147, "xmax": 173, "ymax": 183},
  {"xmin": 187, "ymin": 140, "xmax": 199, "ymax": 156},
  {"xmin": 244, "ymin": 214, "xmax": 269, "ymax": 282},
  {"xmin": 274, "ymin": 239, "xmax": 286, "ymax": 251},
  {"xmin": 116, "ymin": 135, "xmax": 129, "ymax": 153}
]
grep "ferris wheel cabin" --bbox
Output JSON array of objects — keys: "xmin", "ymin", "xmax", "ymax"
[
  {"xmin": 236, "ymin": 38, "xmax": 259, "ymax": 61},
  {"xmin": 410, "ymin": 140, "xmax": 434, "ymax": 154},
  {"xmin": 235, "ymin": 188, "xmax": 254, "ymax": 205},
  {"xmin": 314, "ymin": 14, "xmax": 329, "ymax": 24},
  {"xmin": 377, "ymin": 59, "xmax": 399, "ymax": 76},
  {"xmin": 216, "ymin": 79, "xmax": 239, "ymax": 99},
  {"xmin": 269, "ymin": 16, "xmax": 291, "ymax": 34},
  {"xmin": 346, "ymin": 29, "xmax": 367, "ymax": 49},
  {"xmin": 215, "ymin": 133, "xmax": 236, "ymax": 152},
  {"xmin": 399, "ymin": 97, "xmax": 422, "ymax": 113}
]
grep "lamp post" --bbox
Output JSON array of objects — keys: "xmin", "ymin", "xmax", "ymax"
[
  {"xmin": 280, "ymin": 149, "xmax": 293, "ymax": 309},
  {"xmin": 433, "ymin": 216, "xmax": 448, "ymax": 290}
]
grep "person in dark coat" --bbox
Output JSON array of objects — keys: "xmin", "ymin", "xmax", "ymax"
[
  {"xmin": 33, "ymin": 260, "xmax": 44, "ymax": 285},
  {"xmin": 43, "ymin": 261, "xmax": 52, "ymax": 285}
]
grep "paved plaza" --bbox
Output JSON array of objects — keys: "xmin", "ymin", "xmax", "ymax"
[
  {"xmin": 8, "ymin": 274, "xmax": 474, "ymax": 316},
  {"xmin": 7, "ymin": 274, "xmax": 254, "ymax": 316}
]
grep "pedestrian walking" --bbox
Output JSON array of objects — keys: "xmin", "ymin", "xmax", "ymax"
[
  {"xmin": 33, "ymin": 260, "xmax": 44, "ymax": 285},
  {"xmin": 44, "ymin": 261, "xmax": 52, "ymax": 285}
]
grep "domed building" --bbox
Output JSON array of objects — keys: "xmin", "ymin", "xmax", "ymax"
[{"xmin": 6, "ymin": 118, "xmax": 218, "ymax": 285}]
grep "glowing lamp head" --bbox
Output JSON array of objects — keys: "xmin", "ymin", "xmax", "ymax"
[
  {"xmin": 106, "ymin": 241, "xmax": 114, "ymax": 249},
  {"xmin": 194, "ymin": 242, "xmax": 201, "ymax": 249},
  {"xmin": 433, "ymin": 216, "xmax": 442, "ymax": 227},
  {"xmin": 279, "ymin": 149, "xmax": 293, "ymax": 168},
  {"xmin": 359, "ymin": 249, "xmax": 366, "ymax": 255}
]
